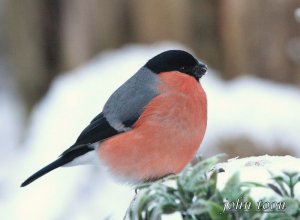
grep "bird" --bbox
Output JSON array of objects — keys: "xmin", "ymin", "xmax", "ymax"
[{"xmin": 21, "ymin": 49, "xmax": 207, "ymax": 187}]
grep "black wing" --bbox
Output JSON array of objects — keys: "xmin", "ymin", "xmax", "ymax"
[
  {"xmin": 61, "ymin": 112, "xmax": 133, "ymax": 155},
  {"xmin": 74, "ymin": 112, "xmax": 119, "ymax": 146}
]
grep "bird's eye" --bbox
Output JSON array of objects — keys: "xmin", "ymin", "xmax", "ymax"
[{"xmin": 180, "ymin": 67, "xmax": 185, "ymax": 71}]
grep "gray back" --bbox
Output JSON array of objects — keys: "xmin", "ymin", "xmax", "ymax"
[{"xmin": 103, "ymin": 67, "xmax": 160, "ymax": 131}]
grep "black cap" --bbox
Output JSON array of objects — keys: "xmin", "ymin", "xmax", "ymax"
[{"xmin": 145, "ymin": 50, "xmax": 207, "ymax": 80}]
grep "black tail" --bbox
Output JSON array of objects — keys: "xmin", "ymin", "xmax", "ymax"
[
  {"xmin": 20, "ymin": 157, "xmax": 67, "ymax": 187},
  {"xmin": 20, "ymin": 146, "xmax": 93, "ymax": 187}
]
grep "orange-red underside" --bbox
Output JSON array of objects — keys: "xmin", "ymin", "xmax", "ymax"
[{"xmin": 98, "ymin": 72, "xmax": 207, "ymax": 182}]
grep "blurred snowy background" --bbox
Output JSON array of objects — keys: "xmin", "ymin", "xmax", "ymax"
[{"xmin": 1, "ymin": 1, "xmax": 300, "ymax": 219}]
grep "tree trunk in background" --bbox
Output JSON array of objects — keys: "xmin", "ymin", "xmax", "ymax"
[
  {"xmin": 218, "ymin": 0, "xmax": 300, "ymax": 84},
  {"xmin": 130, "ymin": 0, "xmax": 191, "ymax": 45},
  {"xmin": 60, "ymin": 0, "xmax": 128, "ymax": 70},
  {"xmin": 218, "ymin": 0, "xmax": 248, "ymax": 78},
  {"xmin": 189, "ymin": 0, "xmax": 221, "ymax": 71},
  {"xmin": 5, "ymin": 0, "xmax": 47, "ymax": 113}
]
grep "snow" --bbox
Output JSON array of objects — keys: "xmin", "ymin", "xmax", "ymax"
[
  {"xmin": 1, "ymin": 42, "xmax": 300, "ymax": 219},
  {"xmin": 217, "ymin": 155, "xmax": 300, "ymax": 200},
  {"xmin": 202, "ymin": 72, "xmax": 300, "ymax": 156},
  {"xmin": 0, "ymin": 64, "xmax": 25, "ymax": 218}
]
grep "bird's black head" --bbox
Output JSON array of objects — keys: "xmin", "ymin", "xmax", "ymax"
[{"xmin": 145, "ymin": 50, "xmax": 207, "ymax": 80}]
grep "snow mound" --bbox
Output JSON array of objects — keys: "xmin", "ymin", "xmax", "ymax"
[{"xmin": 217, "ymin": 155, "xmax": 300, "ymax": 200}]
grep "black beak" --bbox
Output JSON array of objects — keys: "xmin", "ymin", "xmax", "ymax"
[{"xmin": 194, "ymin": 63, "xmax": 207, "ymax": 79}]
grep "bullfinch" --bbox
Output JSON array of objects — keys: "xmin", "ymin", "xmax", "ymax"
[{"xmin": 21, "ymin": 50, "xmax": 207, "ymax": 187}]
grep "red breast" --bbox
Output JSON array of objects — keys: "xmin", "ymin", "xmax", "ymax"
[{"xmin": 98, "ymin": 71, "xmax": 207, "ymax": 182}]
